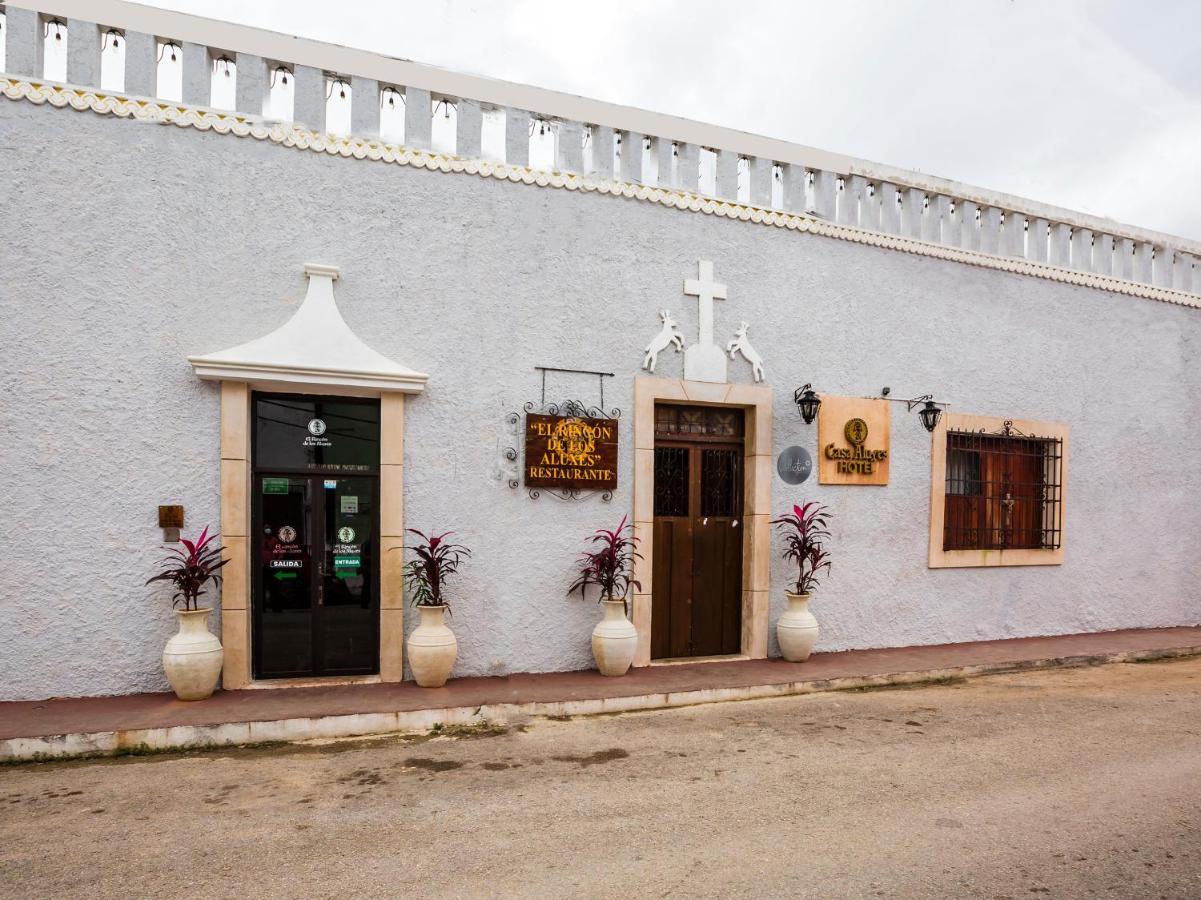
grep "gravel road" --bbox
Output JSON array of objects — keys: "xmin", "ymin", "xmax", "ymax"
[{"xmin": 2, "ymin": 657, "xmax": 1200, "ymax": 898}]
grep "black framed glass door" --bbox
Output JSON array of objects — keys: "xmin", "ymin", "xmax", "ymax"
[{"xmin": 251, "ymin": 394, "xmax": 381, "ymax": 678}]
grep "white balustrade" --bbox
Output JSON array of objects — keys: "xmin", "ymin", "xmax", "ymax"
[
  {"xmin": 749, "ymin": 157, "xmax": 772, "ymax": 207},
  {"xmin": 1070, "ymin": 228, "xmax": 1093, "ymax": 272},
  {"xmin": 592, "ymin": 125, "xmax": 614, "ymax": 179},
  {"xmin": 901, "ymin": 187, "xmax": 923, "ymax": 238},
  {"xmin": 556, "ymin": 119, "xmax": 583, "ymax": 173},
  {"xmin": 1153, "ymin": 247, "xmax": 1174, "ymax": 288},
  {"xmin": 1003, "ymin": 212, "xmax": 1025, "ymax": 257},
  {"xmin": 3, "ymin": 1, "xmax": 1197, "ymax": 296},
  {"xmin": 959, "ymin": 202, "xmax": 980, "ymax": 251},
  {"xmin": 180, "ymin": 41, "xmax": 207, "ymax": 105},
  {"xmin": 66, "ymin": 17, "xmax": 98, "ymax": 85},
  {"xmin": 1116, "ymin": 238, "xmax": 1135, "ymax": 280},
  {"xmin": 234, "ymin": 52, "xmax": 264, "ymax": 114},
  {"xmin": 878, "ymin": 182, "xmax": 899, "ymax": 233},
  {"xmin": 1028, "ymin": 218, "xmax": 1049, "ymax": 263},
  {"xmin": 859, "ymin": 180, "xmax": 880, "ymax": 232},
  {"xmin": 979, "ymin": 206, "xmax": 1001, "ymax": 255},
  {"xmin": 1134, "ymin": 242, "xmax": 1153, "ymax": 283},
  {"xmin": 813, "ymin": 170, "xmax": 837, "ymax": 220},
  {"xmin": 505, "ymin": 108, "xmax": 529, "ymax": 166},
  {"xmin": 715, "ymin": 150, "xmax": 738, "ymax": 200},
  {"xmin": 839, "ymin": 175, "xmax": 864, "ymax": 227},
  {"xmin": 781, "ymin": 165, "xmax": 806, "ymax": 213},
  {"xmin": 651, "ymin": 137, "xmax": 672, "ymax": 188},
  {"xmin": 1050, "ymin": 223, "xmax": 1070, "ymax": 266},
  {"xmin": 1176, "ymin": 255, "xmax": 1195, "ymax": 293},
  {"xmin": 4, "ymin": 7, "xmax": 42, "ymax": 76},
  {"xmin": 399, "ymin": 86, "xmax": 427, "ymax": 150},
  {"xmin": 619, "ymin": 131, "xmax": 642, "ymax": 182},
  {"xmin": 1094, "ymin": 234, "xmax": 1114, "ymax": 276}
]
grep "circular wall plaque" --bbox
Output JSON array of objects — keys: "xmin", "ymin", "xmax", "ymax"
[{"xmin": 777, "ymin": 446, "xmax": 813, "ymax": 485}]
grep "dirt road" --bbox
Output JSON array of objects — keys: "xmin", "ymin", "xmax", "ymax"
[{"xmin": 3, "ymin": 658, "xmax": 1200, "ymax": 898}]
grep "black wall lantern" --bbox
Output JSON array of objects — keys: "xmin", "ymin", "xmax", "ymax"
[
  {"xmin": 798, "ymin": 383, "xmax": 944, "ymax": 432},
  {"xmin": 916, "ymin": 399, "xmax": 942, "ymax": 433},
  {"xmin": 882, "ymin": 387, "xmax": 944, "ymax": 433},
  {"xmin": 793, "ymin": 383, "xmax": 821, "ymax": 424}
]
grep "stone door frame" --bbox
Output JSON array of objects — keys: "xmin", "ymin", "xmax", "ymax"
[
  {"xmin": 218, "ymin": 383, "xmax": 407, "ymax": 689},
  {"xmin": 631, "ymin": 376, "xmax": 773, "ymax": 666}
]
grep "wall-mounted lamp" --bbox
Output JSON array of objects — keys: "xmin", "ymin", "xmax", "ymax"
[
  {"xmin": 881, "ymin": 387, "xmax": 944, "ymax": 433},
  {"xmin": 793, "ymin": 383, "xmax": 821, "ymax": 424}
]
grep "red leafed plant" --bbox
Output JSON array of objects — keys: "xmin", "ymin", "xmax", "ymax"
[
  {"xmin": 399, "ymin": 529, "xmax": 471, "ymax": 609},
  {"xmin": 771, "ymin": 502, "xmax": 833, "ymax": 595},
  {"xmin": 568, "ymin": 515, "xmax": 642, "ymax": 613},
  {"xmin": 145, "ymin": 526, "xmax": 229, "ymax": 611}
]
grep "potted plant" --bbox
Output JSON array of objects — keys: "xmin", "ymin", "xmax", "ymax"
[
  {"xmin": 568, "ymin": 515, "xmax": 641, "ymax": 677},
  {"xmin": 400, "ymin": 529, "xmax": 470, "ymax": 688},
  {"xmin": 771, "ymin": 502, "xmax": 832, "ymax": 662},
  {"xmin": 146, "ymin": 526, "xmax": 228, "ymax": 700}
]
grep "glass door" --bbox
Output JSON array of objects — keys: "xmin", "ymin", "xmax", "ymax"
[
  {"xmin": 318, "ymin": 475, "xmax": 378, "ymax": 673},
  {"xmin": 251, "ymin": 393, "xmax": 381, "ymax": 679},
  {"xmin": 254, "ymin": 474, "xmax": 379, "ymax": 677},
  {"xmin": 256, "ymin": 475, "xmax": 316, "ymax": 677}
]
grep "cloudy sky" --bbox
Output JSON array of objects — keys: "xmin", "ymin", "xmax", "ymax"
[{"xmin": 143, "ymin": 0, "xmax": 1200, "ymax": 239}]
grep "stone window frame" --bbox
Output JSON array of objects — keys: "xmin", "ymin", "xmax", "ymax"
[
  {"xmin": 928, "ymin": 411, "xmax": 1069, "ymax": 569},
  {"xmin": 631, "ymin": 376, "xmax": 773, "ymax": 666}
]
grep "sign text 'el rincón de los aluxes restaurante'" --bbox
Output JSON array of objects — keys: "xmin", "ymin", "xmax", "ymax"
[{"xmin": 523, "ymin": 413, "xmax": 618, "ymax": 491}]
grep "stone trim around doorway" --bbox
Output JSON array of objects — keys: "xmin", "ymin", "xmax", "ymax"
[
  {"xmin": 217, "ymin": 382, "xmax": 407, "ymax": 689},
  {"xmin": 631, "ymin": 377, "xmax": 774, "ymax": 667}
]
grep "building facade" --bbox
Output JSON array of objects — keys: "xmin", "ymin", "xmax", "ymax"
[{"xmin": 1, "ymin": 0, "xmax": 1199, "ymax": 701}]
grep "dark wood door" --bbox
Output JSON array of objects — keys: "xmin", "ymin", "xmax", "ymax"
[{"xmin": 651, "ymin": 406, "xmax": 744, "ymax": 659}]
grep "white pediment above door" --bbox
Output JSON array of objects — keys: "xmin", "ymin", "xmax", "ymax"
[{"xmin": 188, "ymin": 264, "xmax": 428, "ymax": 395}]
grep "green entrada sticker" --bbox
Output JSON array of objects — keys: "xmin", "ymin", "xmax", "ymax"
[{"xmin": 262, "ymin": 478, "xmax": 290, "ymax": 494}]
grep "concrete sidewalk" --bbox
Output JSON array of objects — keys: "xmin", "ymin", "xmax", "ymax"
[{"xmin": 4, "ymin": 626, "xmax": 1199, "ymax": 761}]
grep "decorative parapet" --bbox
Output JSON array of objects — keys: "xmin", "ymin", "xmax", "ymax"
[{"xmin": 2, "ymin": 0, "xmax": 1199, "ymax": 306}]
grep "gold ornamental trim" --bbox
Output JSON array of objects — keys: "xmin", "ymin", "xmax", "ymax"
[{"xmin": 3, "ymin": 77, "xmax": 1198, "ymax": 312}]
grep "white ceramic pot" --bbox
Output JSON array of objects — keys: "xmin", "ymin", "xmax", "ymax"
[
  {"xmin": 408, "ymin": 605, "xmax": 458, "ymax": 688},
  {"xmin": 162, "ymin": 607, "xmax": 224, "ymax": 701},
  {"xmin": 592, "ymin": 598, "xmax": 638, "ymax": 677},
  {"xmin": 777, "ymin": 592, "xmax": 819, "ymax": 662}
]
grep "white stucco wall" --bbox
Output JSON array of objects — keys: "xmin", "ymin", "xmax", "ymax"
[{"xmin": 1, "ymin": 99, "xmax": 1198, "ymax": 700}]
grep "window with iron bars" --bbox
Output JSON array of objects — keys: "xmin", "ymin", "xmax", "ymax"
[{"xmin": 943, "ymin": 425, "xmax": 1063, "ymax": 551}]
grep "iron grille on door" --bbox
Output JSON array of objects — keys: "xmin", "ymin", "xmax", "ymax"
[
  {"xmin": 944, "ymin": 428, "xmax": 1063, "ymax": 551},
  {"xmin": 654, "ymin": 447, "xmax": 689, "ymax": 517},
  {"xmin": 701, "ymin": 448, "xmax": 741, "ymax": 517}
]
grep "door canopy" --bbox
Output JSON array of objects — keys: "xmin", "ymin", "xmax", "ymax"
[{"xmin": 188, "ymin": 264, "xmax": 428, "ymax": 394}]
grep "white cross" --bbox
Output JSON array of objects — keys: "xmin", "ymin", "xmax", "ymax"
[{"xmin": 683, "ymin": 260, "xmax": 727, "ymax": 348}]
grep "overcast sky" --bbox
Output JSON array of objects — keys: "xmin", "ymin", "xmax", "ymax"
[{"xmin": 143, "ymin": 0, "xmax": 1201, "ymax": 239}]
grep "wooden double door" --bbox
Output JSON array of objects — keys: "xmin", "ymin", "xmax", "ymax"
[{"xmin": 651, "ymin": 405, "xmax": 744, "ymax": 659}]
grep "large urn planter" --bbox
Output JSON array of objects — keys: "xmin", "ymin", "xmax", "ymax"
[
  {"xmin": 407, "ymin": 604, "xmax": 458, "ymax": 688},
  {"xmin": 777, "ymin": 592, "xmax": 819, "ymax": 662},
  {"xmin": 146, "ymin": 526, "xmax": 229, "ymax": 701},
  {"xmin": 771, "ymin": 502, "xmax": 834, "ymax": 665},
  {"xmin": 396, "ymin": 529, "xmax": 471, "ymax": 688},
  {"xmin": 569, "ymin": 516, "xmax": 643, "ymax": 678},
  {"xmin": 592, "ymin": 599, "xmax": 638, "ymax": 677},
  {"xmin": 162, "ymin": 607, "xmax": 224, "ymax": 701}
]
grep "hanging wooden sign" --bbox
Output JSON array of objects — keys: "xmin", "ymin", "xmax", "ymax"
[
  {"xmin": 817, "ymin": 396, "xmax": 891, "ymax": 485},
  {"xmin": 524, "ymin": 413, "xmax": 618, "ymax": 491}
]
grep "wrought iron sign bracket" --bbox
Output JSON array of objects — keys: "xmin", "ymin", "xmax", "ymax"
[{"xmin": 504, "ymin": 366, "xmax": 621, "ymax": 502}]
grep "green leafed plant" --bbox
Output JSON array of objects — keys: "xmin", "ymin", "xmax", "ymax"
[
  {"xmin": 399, "ymin": 529, "xmax": 471, "ymax": 610},
  {"xmin": 771, "ymin": 502, "xmax": 833, "ymax": 595},
  {"xmin": 145, "ymin": 526, "xmax": 228, "ymax": 611}
]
